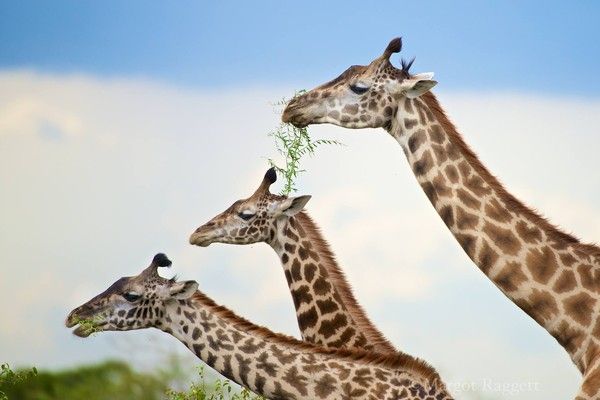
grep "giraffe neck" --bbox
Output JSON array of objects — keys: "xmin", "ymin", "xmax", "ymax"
[
  {"xmin": 160, "ymin": 291, "xmax": 450, "ymax": 400},
  {"xmin": 388, "ymin": 92, "xmax": 600, "ymax": 373},
  {"xmin": 267, "ymin": 212, "xmax": 396, "ymax": 353}
]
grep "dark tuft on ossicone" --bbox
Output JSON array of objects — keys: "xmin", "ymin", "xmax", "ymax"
[
  {"xmin": 384, "ymin": 37, "xmax": 402, "ymax": 57},
  {"xmin": 152, "ymin": 253, "xmax": 172, "ymax": 268},
  {"xmin": 265, "ymin": 167, "xmax": 277, "ymax": 184}
]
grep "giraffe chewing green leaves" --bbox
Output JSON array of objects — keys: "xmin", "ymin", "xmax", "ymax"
[
  {"xmin": 268, "ymin": 90, "xmax": 343, "ymax": 196},
  {"xmin": 71, "ymin": 315, "xmax": 104, "ymax": 337}
]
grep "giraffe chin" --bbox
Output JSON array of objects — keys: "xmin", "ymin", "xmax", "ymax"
[{"xmin": 290, "ymin": 120, "xmax": 309, "ymax": 128}]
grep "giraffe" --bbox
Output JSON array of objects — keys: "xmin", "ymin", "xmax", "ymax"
[
  {"xmin": 66, "ymin": 253, "xmax": 452, "ymax": 400},
  {"xmin": 281, "ymin": 37, "xmax": 600, "ymax": 399},
  {"xmin": 189, "ymin": 167, "xmax": 396, "ymax": 354}
]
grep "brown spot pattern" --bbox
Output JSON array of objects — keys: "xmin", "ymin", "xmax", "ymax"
[
  {"xmin": 495, "ymin": 261, "xmax": 527, "ymax": 292},
  {"xmin": 483, "ymin": 222, "xmax": 522, "ymax": 256},
  {"xmin": 525, "ymin": 247, "xmax": 558, "ymax": 284},
  {"xmin": 553, "ymin": 270, "xmax": 578, "ymax": 294},
  {"xmin": 484, "ymin": 198, "xmax": 512, "ymax": 223},
  {"xmin": 563, "ymin": 292, "xmax": 596, "ymax": 326},
  {"xmin": 456, "ymin": 206, "xmax": 479, "ymax": 230}
]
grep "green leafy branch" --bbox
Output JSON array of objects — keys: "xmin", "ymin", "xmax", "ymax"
[
  {"xmin": 167, "ymin": 365, "xmax": 263, "ymax": 400},
  {"xmin": 268, "ymin": 90, "xmax": 343, "ymax": 196},
  {"xmin": 0, "ymin": 363, "xmax": 37, "ymax": 400}
]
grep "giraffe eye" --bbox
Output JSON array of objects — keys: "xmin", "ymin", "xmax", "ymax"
[
  {"xmin": 350, "ymin": 84, "xmax": 369, "ymax": 95},
  {"xmin": 238, "ymin": 211, "xmax": 254, "ymax": 221},
  {"xmin": 122, "ymin": 292, "xmax": 141, "ymax": 302}
]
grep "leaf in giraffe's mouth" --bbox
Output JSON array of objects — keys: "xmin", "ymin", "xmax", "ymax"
[{"xmin": 69, "ymin": 316, "xmax": 106, "ymax": 337}]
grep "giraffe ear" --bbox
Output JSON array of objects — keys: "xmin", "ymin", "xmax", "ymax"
[
  {"xmin": 387, "ymin": 73, "xmax": 437, "ymax": 97},
  {"xmin": 412, "ymin": 72, "xmax": 435, "ymax": 81},
  {"xmin": 402, "ymin": 74, "xmax": 437, "ymax": 99},
  {"xmin": 274, "ymin": 195, "xmax": 312, "ymax": 217},
  {"xmin": 169, "ymin": 280, "xmax": 198, "ymax": 300}
]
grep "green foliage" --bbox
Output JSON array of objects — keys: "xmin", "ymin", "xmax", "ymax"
[
  {"xmin": 0, "ymin": 361, "xmax": 167, "ymax": 400},
  {"xmin": 269, "ymin": 90, "xmax": 342, "ymax": 195},
  {"xmin": 167, "ymin": 365, "xmax": 263, "ymax": 400},
  {"xmin": 0, "ymin": 364, "xmax": 37, "ymax": 400},
  {"xmin": 0, "ymin": 360, "xmax": 264, "ymax": 400}
]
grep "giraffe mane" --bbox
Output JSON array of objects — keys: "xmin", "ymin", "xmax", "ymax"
[
  {"xmin": 293, "ymin": 211, "xmax": 400, "ymax": 353},
  {"xmin": 190, "ymin": 290, "xmax": 442, "ymax": 383},
  {"xmin": 420, "ymin": 91, "xmax": 600, "ymax": 259}
]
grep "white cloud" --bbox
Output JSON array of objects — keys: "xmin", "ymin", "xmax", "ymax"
[{"xmin": 1, "ymin": 70, "xmax": 598, "ymax": 399}]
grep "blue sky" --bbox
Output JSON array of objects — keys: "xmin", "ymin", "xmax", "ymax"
[{"xmin": 1, "ymin": 1, "xmax": 599, "ymax": 95}]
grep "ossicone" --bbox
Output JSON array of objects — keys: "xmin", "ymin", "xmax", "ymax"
[
  {"xmin": 152, "ymin": 253, "xmax": 172, "ymax": 268},
  {"xmin": 383, "ymin": 37, "xmax": 402, "ymax": 58},
  {"xmin": 265, "ymin": 167, "xmax": 277, "ymax": 184}
]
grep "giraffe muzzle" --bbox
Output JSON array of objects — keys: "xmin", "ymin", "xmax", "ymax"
[
  {"xmin": 282, "ymin": 98, "xmax": 310, "ymax": 127},
  {"xmin": 65, "ymin": 306, "xmax": 107, "ymax": 337},
  {"xmin": 282, "ymin": 97, "xmax": 327, "ymax": 128},
  {"xmin": 189, "ymin": 228, "xmax": 219, "ymax": 247}
]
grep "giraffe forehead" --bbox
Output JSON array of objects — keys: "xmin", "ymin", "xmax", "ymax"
[
  {"xmin": 225, "ymin": 199, "xmax": 245, "ymax": 213},
  {"xmin": 318, "ymin": 65, "xmax": 367, "ymax": 89},
  {"xmin": 231, "ymin": 194, "xmax": 271, "ymax": 210},
  {"xmin": 89, "ymin": 277, "xmax": 131, "ymax": 302},
  {"xmin": 253, "ymin": 193, "xmax": 285, "ymax": 209},
  {"xmin": 320, "ymin": 63, "xmax": 401, "ymax": 94}
]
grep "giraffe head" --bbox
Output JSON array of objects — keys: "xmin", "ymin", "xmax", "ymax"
[
  {"xmin": 282, "ymin": 37, "xmax": 437, "ymax": 130},
  {"xmin": 189, "ymin": 168, "xmax": 311, "ymax": 247},
  {"xmin": 65, "ymin": 253, "xmax": 198, "ymax": 337}
]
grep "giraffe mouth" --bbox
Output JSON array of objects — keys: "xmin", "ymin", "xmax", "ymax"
[
  {"xmin": 66, "ymin": 311, "xmax": 107, "ymax": 337},
  {"xmin": 281, "ymin": 108, "xmax": 309, "ymax": 128},
  {"xmin": 72, "ymin": 324, "xmax": 93, "ymax": 338},
  {"xmin": 70, "ymin": 319, "xmax": 107, "ymax": 337},
  {"xmin": 189, "ymin": 230, "xmax": 216, "ymax": 247},
  {"xmin": 282, "ymin": 102, "xmax": 312, "ymax": 128}
]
